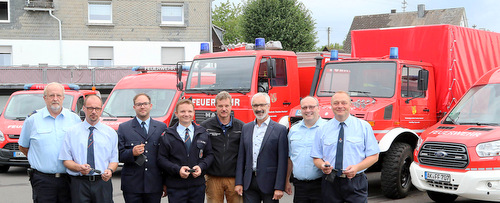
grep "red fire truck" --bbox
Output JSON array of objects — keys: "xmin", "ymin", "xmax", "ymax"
[
  {"xmin": 101, "ymin": 66, "xmax": 187, "ymax": 130},
  {"xmin": 288, "ymin": 25, "xmax": 500, "ymax": 198},
  {"xmin": 410, "ymin": 68, "xmax": 500, "ymax": 202},
  {"xmin": 181, "ymin": 39, "xmax": 347, "ymax": 124},
  {"xmin": 0, "ymin": 84, "xmax": 99, "ymax": 172}
]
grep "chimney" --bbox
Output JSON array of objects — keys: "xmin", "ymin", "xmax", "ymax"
[
  {"xmin": 391, "ymin": 9, "xmax": 396, "ymax": 14},
  {"xmin": 418, "ymin": 4, "xmax": 425, "ymax": 18}
]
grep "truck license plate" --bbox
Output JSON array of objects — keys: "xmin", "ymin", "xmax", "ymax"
[
  {"xmin": 425, "ymin": 171, "xmax": 451, "ymax": 182},
  {"xmin": 13, "ymin": 151, "xmax": 25, "ymax": 158}
]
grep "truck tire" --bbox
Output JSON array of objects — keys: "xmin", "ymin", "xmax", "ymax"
[
  {"xmin": 381, "ymin": 142, "xmax": 413, "ymax": 199},
  {"xmin": 0, "ymin": 165, "xmax": 9, "ymax": 173},
  {"xmin": 426, "ymin": 191, "xmax": 458, "ymax": 203}
]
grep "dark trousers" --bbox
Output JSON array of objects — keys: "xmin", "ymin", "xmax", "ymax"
[
  {"xmin": 244, "ymin": 174, "xmax": 278, "ymax": 203},
  {"xmin": 123, "ymin": 192, "xmax": 162, "ymax": 203},
  {"xmin": 30, "ymin": 171, "xmax": 71, "ymax": 203},
  {"xmin": 70, "ymin": 176, "xmax": 113, "ymax": 203},
  {"xmin": 292, "ymin": 178, "xmax": 323, "ymax": 203},
  {"xmin": 167, "ymin": 184, "xmax": 205, "ymax": 203},
  {"xmin": 321, "ymin": 173, "xmax": 368, "ymax": 203}
]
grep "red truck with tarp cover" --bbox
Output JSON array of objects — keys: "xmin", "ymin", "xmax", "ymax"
[
  {"xmin": 288, "ymin": 25, "xmax": 500, "ymax": 199},
  {"xmin": 101, "ymin": 66, "xmax": 187, "ymax": 130},
  {"xmin": 410, "ymin": 67, "xmax": 500, "ymax": 202},
  {"xmin": 181, "ymin": 40, "xmax": 342, "ymax": 125}
]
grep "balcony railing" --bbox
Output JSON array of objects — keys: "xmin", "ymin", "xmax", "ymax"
[{"xmin": 24, "ymin": 0, "xmax": 54, "ymax": 10}]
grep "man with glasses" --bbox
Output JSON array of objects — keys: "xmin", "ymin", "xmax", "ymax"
[
  {"xmin": 311, "ymin": 91, "xmax": 379, "ymax": 203},
  {"xmin": 118, "ymin": 93, "xmax": 168, "ymax": 203},
  {"xmin": 235, "ymin": 93, "xmax": 288, "ymax": 202},
  {"xmin": 19, "ymin": 82, "xmax": 82, "ymax": 203},
  {"xmin": 285, "ymin": 96, "xmax": 326, "ymax": 202},
  {"xmin": 59, "ymin": 94, "xmax": 118, "ymax": 203}
]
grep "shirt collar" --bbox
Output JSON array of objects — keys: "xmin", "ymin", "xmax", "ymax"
[
  {"xmin": 333, "ymin": 115, "xmax": 352, "ymax": 127},
  {"xmin": 83, "ymin": 120, "xmax": 103, "ymax": 130},
  {"xmin": 40, "ymin": 107, "xmax": 70, "ymax": 119},
  {"xmin": 177, "ymin": 123, "xmax": 194, "ymax": 132},
  {"xmin": 216, "ymin": 115, "xmax": 233, "ymax": 128},
  {"xmin": 300, "ymin": 117, "xmax": 326, "ymax": 128},
  {"xmin": 136, "ymin": 117, "xmax": 150, "ymax": 127},
  {"xmin": 254, "ymin": 116, "xmax": 271, "ymax": 127}
]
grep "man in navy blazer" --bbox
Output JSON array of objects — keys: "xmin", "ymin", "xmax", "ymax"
[
  {"xmin": 235, "ymin": 93, "xmax": 289, "ymax": 202},
  {"xmin": 118, "ymin": 93, "xmax": 167, "ymax": 203}
]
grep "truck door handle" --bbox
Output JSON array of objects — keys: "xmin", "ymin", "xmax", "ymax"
[
  {"xmin": 423, "ymin": 108, "xmax": 430, "ymax": 112},
  {"xmin": 283, "ymin": 102, "xmax": 291, "ymax": 105}
]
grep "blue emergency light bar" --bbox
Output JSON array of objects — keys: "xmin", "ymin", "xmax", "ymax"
[
  {"xmin": 330, "ymin": 50, "xmax": 339, "ymax": 61},
  {"xmin": 200, "ymin": 43, "xmax": 210, "ymax": 54},
  {"xmin": 24, "ymin": 83, "xmax": 80, "ymax": 90},
  {"xmin": 255, "ymin": 38, "xmax": 265, "ymax": 50},
  {"xmin": 390, "ymin": 47, "xmax": 399, "ymax": 59}
]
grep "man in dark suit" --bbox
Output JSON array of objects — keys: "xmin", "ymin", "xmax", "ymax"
[
  {"xmin": 235, "ymin": 93, "xmax": 288, "ymax": 203},
  {"xmin": 158, "ymin": 99, "xmax": 214, "ymax": 203},
  {"xmin": 118, "ymin": 93, "xmax": 167, "ymax": 203}
]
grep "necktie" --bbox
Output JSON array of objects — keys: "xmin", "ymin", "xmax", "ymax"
[
  {"xmin": 335, "ymin": 122, "xmax": 344, "ymax": 176},
  {"xmin": 184, "ymin": 128, "xmax": 191, "ymax": 150},
  {"xmin": 141, "ymin": 121, "xmax": 148, "ymax": 136},
  {"xmin": 87, "ymin": 126, "xmax": 95, "ymax": 175}
]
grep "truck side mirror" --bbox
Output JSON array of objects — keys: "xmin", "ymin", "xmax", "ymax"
[
  {"xmin": 176, "ymin": 81, "xmax": 184, "ymax": 91},
  {"xmin": 176, "ymin": 63, "xmax": 183, "ymax": 82},
  {"xmin": 266, "ymin": 58, "xmax": 277, "ymax": 78},
  {"xmin": 418, "ymin": 69, "xmax": 429, "ymax": 91}
]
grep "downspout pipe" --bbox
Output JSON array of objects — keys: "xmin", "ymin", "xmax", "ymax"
[{"xmin": 49, "ymin": 10, "xmax": 62, "ymax": 65}]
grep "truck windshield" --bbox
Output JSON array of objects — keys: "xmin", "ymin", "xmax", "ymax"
[
  {"xmin": 3, "ymin": 94, "xmax": 73, "ymax": 120},
  {"xmin": 444, "ymin": 84, "xmax": 500, "ymax": 126},
  {"xmin": 103, "ymin": 89, "xmax": 176, "ymax": 118},
  {"xmin": 317, "ymin": 62, "xmax": 397, "ymax": 98},
  {"xmin": 186, "ymin": 56, "xmax": 255, "ymax": 93}
]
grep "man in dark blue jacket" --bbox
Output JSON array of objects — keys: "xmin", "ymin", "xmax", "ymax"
[
  {"xmin": 158, "ymin": 99, "xmax": 214, "ymax": 203},
  {"xmin": 118, "ymin": 93, "xmax": 167, "ymax": 203}
]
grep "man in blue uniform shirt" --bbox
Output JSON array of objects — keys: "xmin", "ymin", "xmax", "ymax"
[
  {"xmin": 118, "ymin": 93, "xmax": 168, "ymax": 203},
  {"xmin": 285, "ymin": 96, "xmax": 326, "ymax": 203},
  {"xmin": 19, "ymin": 82, "xmax": 82, "ymax": 203},
  {"xmin": 59, "ymin": 94, "xmax": 119, "ymax": 203},
  {"xmin": 311, "ymin": 91, "xmax": 379, "ymax": 203}
]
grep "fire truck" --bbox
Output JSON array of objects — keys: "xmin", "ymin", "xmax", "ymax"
[
  {"xmin": 0, "ymin": 84, "xmax": 100, "ymax": 172},
  {"xmin": 410, "ymin": 68, "xmax": 500, "ymax": 202},
  {"xmin": 288, "ymin": 25, "xmax": 500, "ymax": 198},
  {"xmin": 101, "ymin": 66, "xmax": 188, "ymax": 130},
  {"xmin": 180, "ymin": 39, "xmax": 347, "ymax": 124}
]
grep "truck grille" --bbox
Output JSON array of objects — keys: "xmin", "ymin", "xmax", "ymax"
[
  {"xmin": 426, "ymin": 180, "xmax": 459, "ymax": 191},
  {"xmin": 8, "ymin": 134, "xmax": 20, "ymax": 139},
  {"xmin": 195, "ymin": 110, "xmax": 216, "ymax": 124},
  {"xmin": 3, "ymin": 143, "xmax": 19, "ymax": 150},
  {"xmin": 418, "ymin": 142, "xmax": 469, "ymax": 169}
]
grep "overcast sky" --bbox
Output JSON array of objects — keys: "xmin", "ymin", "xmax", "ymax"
[{"xmin": 212, "ymin": 0, "xmax": 500, "ymax": 47}]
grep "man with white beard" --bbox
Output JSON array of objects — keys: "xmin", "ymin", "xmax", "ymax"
[
  {"xmin": 235, "ymin": 93, "xmax": 288, "ymax": 202},
  {"xmin": 19, "ymin": 82, "xmax": 82, "ymax": 203}
]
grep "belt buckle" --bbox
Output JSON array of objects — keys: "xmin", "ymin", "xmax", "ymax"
[
  {"xmin": 339, "ymin": 174, "xmax": 347, "ymax": 178},
  {"xmin": 89, "ymin": 175, "xmax": 96, "ymax": 181},
  {"xmin": 55, "ymin": 173, "xmax": 61, "ymax": 178}
]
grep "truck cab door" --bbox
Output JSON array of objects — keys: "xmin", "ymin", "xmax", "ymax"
[
  {"xmin": 257, "ymin": 57, "xmax": 293, "ymax": 121},
  {"xmin": 399, "ymin": 66, "xmax": 435, "ymax": 134}
]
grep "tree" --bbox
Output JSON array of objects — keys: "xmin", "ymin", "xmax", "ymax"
[
  {"xmin": 212, "ymin": 0, "xmax": 244, "ymax": 44},
  {"xmin": 241, "ymin": 0, "xmax": 317, "ymax": 52}
]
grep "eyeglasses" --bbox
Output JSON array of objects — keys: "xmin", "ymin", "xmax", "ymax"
[
  {"xmin": 301, "ymin": 105, "xmax": 318, "ymax": 110},
  {"xmin": 251, "ymin": 103, "xmax": 269, "ymax": 108},
  {"xmin": 85, "ymin": 107, "xmax": 102, "ymax": 112},
  {"xmin": 134, "ymin": 102, "xmax": 151, "ymax": 107},
  {"xmin": 332, "ymin": 101, "xmax": 350, "ymax": 106}
]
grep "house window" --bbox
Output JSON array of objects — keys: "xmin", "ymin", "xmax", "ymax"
[
  {"xmin": 0, "ymin": 0, "xmax": 9, "ymax": 23},
  {"xmin": 89, "ymin": 47, "xmax": 113, "ymax": 66},
  {"xmin": 161, "ymin": 4, "xmax": 184, "ymax": 25},
  {"xmin": 161, "ymin": 47, "xmax": 185, "ymax": 65},
  {"xmin": 88, "ymin": 1, "xmax": 112, "ymax": 24},
  {"xmin": 0, "ymin": 46, "xmax": 12, "ymax": 66}
]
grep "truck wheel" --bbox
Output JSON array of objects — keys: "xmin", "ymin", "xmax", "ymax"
[
  {"xmin": 0, "ymin": 165, "xmax": 9, "ymax": 173},
  {"xmin": 426, "ymin": 191, "xmax": 458, "ymax": 203},
  {"xmin": 381, "ymin": 142, "xmax": 413, "ymax": 199}
]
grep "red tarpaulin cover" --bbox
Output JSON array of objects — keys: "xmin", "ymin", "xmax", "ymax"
[{"xmin": 351, "ymin": 25, "xmax": 500, "ymax": 114}]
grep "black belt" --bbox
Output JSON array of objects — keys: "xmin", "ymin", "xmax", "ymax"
[
  {"xmin": 336, "ymin": 172, "xmax": 364, "ymax": 179},
  {"xmin": 293, "ymin": 177, "xmax": 322, "ymax": 183},
  {"xmin": 33, "ymin": 169, "xmax": 67, "ymax": 178},
  {"xmin": 72, "ymin": 175, "xmax": 102, "ymax": 181}
]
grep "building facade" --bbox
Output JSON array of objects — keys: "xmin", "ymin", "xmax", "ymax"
[{"xmin": 0, "ymin": 0, "xmax": 212, "ymax": 66}]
